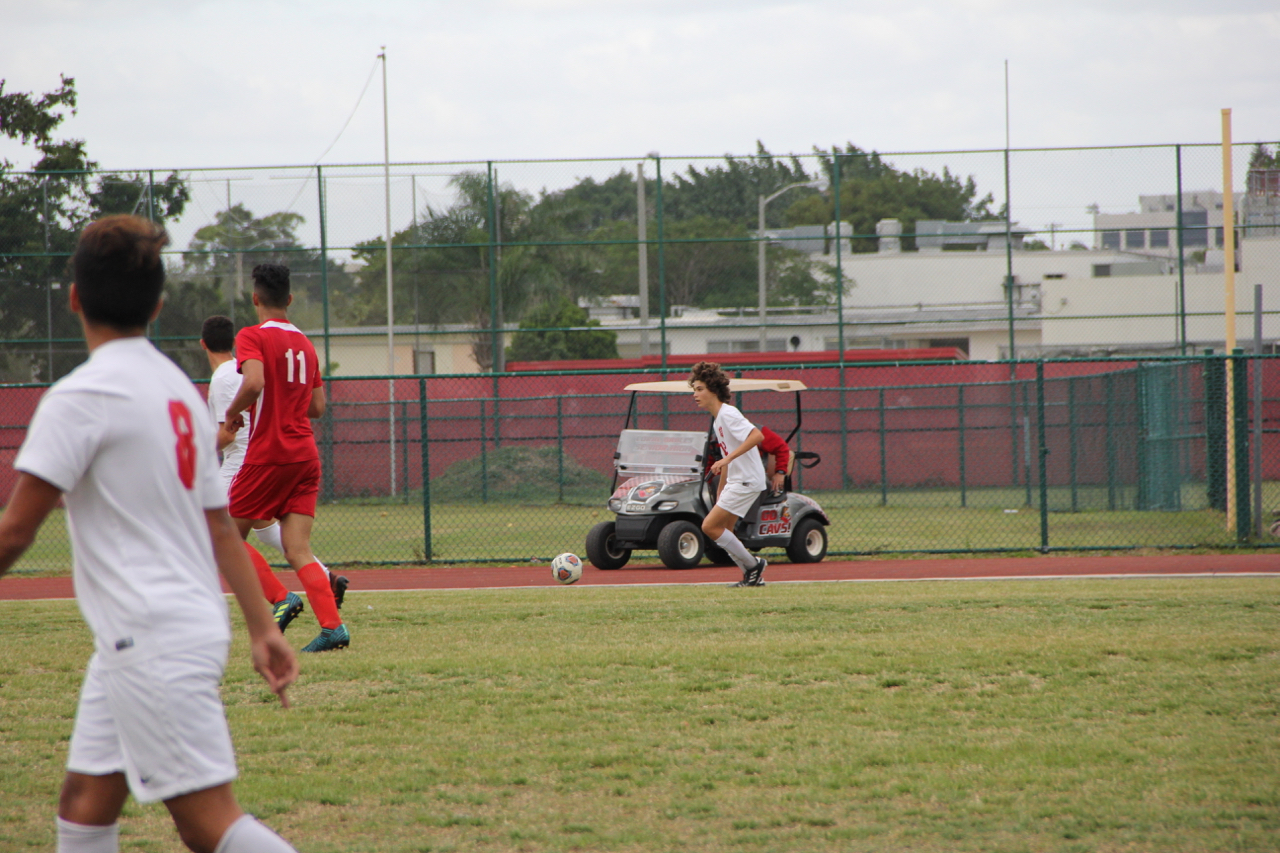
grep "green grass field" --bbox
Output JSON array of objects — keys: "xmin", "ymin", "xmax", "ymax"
[
  {"xmin": 7, "ymin": 489, "xmax": 1273, "ymax": 575},
  {"xmin": 2, "ymin": 578, "xmax": 1277, "ymax": 852}
]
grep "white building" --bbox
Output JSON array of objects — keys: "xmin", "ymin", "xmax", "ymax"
[{"xmin": 313, "ymin": 177, "xmax": 1280, "ymax": 372}]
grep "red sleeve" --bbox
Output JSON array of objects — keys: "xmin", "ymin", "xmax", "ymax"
[
  {"xmin": 235, "ymin": 326, "xmax": 262, "ymax": 373},
  {"xmin": 757, "ymin": 426, "xmax": 791, "ymax": 473}
]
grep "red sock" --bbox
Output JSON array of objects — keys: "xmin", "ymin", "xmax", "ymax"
[
  {"xmin": 245, "ymin": 542, "xmax": 289, "ymax": 603},
  {"xmin": 298, "ymin": 561, "xmax": 341, "ymax": 629}
]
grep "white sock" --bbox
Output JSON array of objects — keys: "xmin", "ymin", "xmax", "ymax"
[
  {"xmin": 253, "ymin": 523, "xmax": 330, "ymax": 576},
  {"xmin": 714, "ymin": 529, "xmax": 755, "ymax": 570},
  {"xmin": 214, "ymin": 815, "xmax": 297, "ymax": 853},
  {"xmin": 252, "ymin": 521, "xmax": 283, "ymax": 554},
  {"xmin": 56, "ymin": 817, "xmax": 119, "ymax": 853}
]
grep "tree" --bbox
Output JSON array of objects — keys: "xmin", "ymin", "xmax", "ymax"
[
  {"xmin": 663, "ymin": 142, "xmax": 823, "ymax": 227},
  {"xmin": 505, "ymin": 297, "xmax": 618, "ymax": 362},
  {"xmin": 172, "ymin": 204, "xmax": 355, "ymax": 367},
  {"xmin": 0, "ymin": 76, "xmax": 189, "ymax": 381},
  {"xmin": 783, "ymin": 145, "xmax": 999, "ymax": 252},
  {"xmin": 352, "ymin": 171, "xmax": 606, "ymax": 369},
  {"xmin": 1248, "ymin": 143, "xmax": 1280, "ymax": 171}
]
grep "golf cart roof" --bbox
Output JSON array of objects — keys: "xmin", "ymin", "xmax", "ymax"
[{"xmin": 624, "ymin": 379, "xmax": 808, "ymax": 393}]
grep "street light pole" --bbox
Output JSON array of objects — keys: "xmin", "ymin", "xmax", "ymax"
[
  {"xmin": 757, "ymin": 179, "xmax": 828, "ymax": 351},
  {"xmin": 380, "ymin": 46, "xmax": 397, "ymax": 496}
]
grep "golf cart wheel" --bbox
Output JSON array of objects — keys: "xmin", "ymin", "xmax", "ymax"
[
  {"xmin": 586, "ymin": 521, "xmax": 631, "ymax": 570},
  {"xmin": 657, "ymin": 520, "xmax": 705, "ymax": 570},
  {"xmin": 786, "ymin": 517, "xmax": 828, "ymax": 563},
  {"xmin": 703, "ymin": 541, "xmax": 735, "ymax": 566}
]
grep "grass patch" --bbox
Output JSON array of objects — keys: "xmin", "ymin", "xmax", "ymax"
[{"xmin": 2, "ymin": 577, "xmax": 1278, "ymax": 851}]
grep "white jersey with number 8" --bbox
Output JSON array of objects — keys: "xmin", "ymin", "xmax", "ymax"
[{"xmin": 15, "ymin": 337, "xmax": 230, "ymax": 668}]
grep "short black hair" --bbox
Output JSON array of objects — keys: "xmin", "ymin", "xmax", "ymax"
[
  {"xmin": 689, "ymin": 361, "xmax": 731, "ymax": 403},
  {"xmin": 73, "ymin": 215, "xmax": 168, "ymax": 329},
  {"xmin": 201, "ymin": 315, "xmax": 235, "ymax": 353},
  {"xmin": 251, "ymin": 262, "xmax": 290, "ymax": 308}
]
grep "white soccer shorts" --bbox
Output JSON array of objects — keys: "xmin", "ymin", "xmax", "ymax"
[
  {"xmin": 67, "ymin": 641, "xmax": 238, "ymax": 804},
  {"xmin": 716, "ymin": 481, "xmax": 764, "ymax": 519}
]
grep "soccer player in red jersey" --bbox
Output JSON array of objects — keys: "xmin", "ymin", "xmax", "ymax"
[
  {"xmin": 756, "ymin": 425, "xmax": 792, "ymax": 493},
  {"xmin": 224, "ymin": 263, "xmax": 349, "ymax": 652}
]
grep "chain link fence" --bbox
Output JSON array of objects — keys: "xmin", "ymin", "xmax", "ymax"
[
  {"xmin": 3, "ymin": 143, "xmax": 1279, "ymax": 382},
  {"xmin": 3, "ymin": 142, "xmax": 1279, "ymax": 568},
  {"xmin": 3, "ymin": 354, "xmax": 1277, "ymax": 571}
]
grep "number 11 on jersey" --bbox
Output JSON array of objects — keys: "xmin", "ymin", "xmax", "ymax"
[{"xmin": 285, "ymin": 349, "xmax": 307, "ymax": 383}]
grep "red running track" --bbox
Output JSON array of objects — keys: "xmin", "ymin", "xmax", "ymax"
[{"xmin": 3, "ymin": 553, "xmax": 1277, "ymax": 601}]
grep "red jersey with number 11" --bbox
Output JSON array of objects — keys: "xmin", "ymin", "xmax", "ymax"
[{"xmin": 235, "ymin": 320, "xmax": 322, "ymax": 465}]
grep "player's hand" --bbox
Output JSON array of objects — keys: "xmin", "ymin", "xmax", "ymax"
[
  {"xmin": 250, "ymin": 631, "xmax": 299, "ymax": 709},
  {"xmin": 710, "ymin": 458, "xmax": 727, "ymax": 476},
  {"xmin": 771, "ymin": 472, "xmax": 785, "ymax": 492},
  {"xmin": 226, "ymin": 412, "xmax": 245, "ymax": 432}
]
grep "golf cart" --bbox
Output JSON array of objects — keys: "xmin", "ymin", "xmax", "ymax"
[{"xmin": 585, "ymin": 378, "xmax": 829, "ymax": 571}]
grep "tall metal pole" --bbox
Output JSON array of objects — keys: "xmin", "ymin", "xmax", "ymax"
[
  {"xmin": 758, "ymin": 192, "xmax": 768, "ymax": 351},
  {"xmin": 1254, "ymin": 284, "xmax": 1264, "ymax": 537},
  {"xmin": 1222, "ymin": 108, "xmax": 1237, "ymax": 531},
  {"xmin": 1176, "ymin": 145, "xmax": 1187, "ymax": 354},
  {"xmin": 656, "ymin": 155, "xmax": 667, "ymax": 370},
  {"xmin": 318, "ymin": 165, "xmax": 331, "ymax": 375},
  {"xmin": 381, "ymin": 47, "xmax": 397, "ymax": 496},
  {"xmin": 43, "ymin": 176, "xmax": 52, "ymax": 380},
  {"xmin": 1004, "ymin": 60, "xmax": 1016, "ymax": 367},
  {"xmin": 637, "ymin": 161, "xmax": 650, "ymax": 357}
]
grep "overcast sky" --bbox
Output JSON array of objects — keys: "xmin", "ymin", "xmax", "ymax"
[
  {"xmin": 2, "ymin": 0, "xmax": 1278, "ymax": 249},
  {"xmin": 3, "ymin": 0, "xmax": 1277, "ymax": 170}
]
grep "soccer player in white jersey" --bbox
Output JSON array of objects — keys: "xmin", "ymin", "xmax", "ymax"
[
  {"xmin": 200, "ymin": 315, "xmax": 348, "ymax": 630},
  {"xmin": 689, "ymin": 361, "xmax": 770, "ymax": 587},
  {"xmin": 0, "ymin": 215, "xmax": 301, "ymax": 853}
]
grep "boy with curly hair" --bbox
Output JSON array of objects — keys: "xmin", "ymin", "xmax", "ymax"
[{"xmin": 688, "ymin": 361, "xmax": 769, "ymax": 587}]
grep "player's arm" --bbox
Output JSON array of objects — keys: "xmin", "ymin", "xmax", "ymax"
[
  {"xmin": 215, "ymin": 421, "xmax": 239, "ymax": 452},
  {"xmin": 224, "ymin": 358, "xmax": 264, "ymax": 430},
  {"xmin": 206, "ymin": 507, "xmax": 298, "ymax": 706},
  {"xmin": 307, "ymin": 385, "xmax": 326, "ymax": 419},
  {"xmin": 709, "ymin": 428, "xmax": 764, "ymax": 477},
  {"xmin": 0, "ymin": 473, "xmax": 63, "ymax": 579}
]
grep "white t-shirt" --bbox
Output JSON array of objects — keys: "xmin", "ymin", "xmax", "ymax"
[
  {"xmin": 15, "ymin": 337, "xmax": 231, "ymax": 668},
  {"xmin": 713, "ymin": 403, "xmax": 767, "ymax": 490},
  {"xmin": 207, "ymin": 358, "xmax": 248, "ymax": 487}
]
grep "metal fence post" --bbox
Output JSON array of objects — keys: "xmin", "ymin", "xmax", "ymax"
[
  {"xmin": 1009, "ymin": 372, "xmax": 1020, "ymax": 489},
  {"xmin": 1232, "ymin": 348, "xmax": 1252, "ymax": 540},
  {"xmin": 1253, "ymin": 287, "xmax": 1264, "ymax": 537},
  {"xmin": 480, "ymin": 398, "xmax": 489, "ymax": 504},
  {"xmin": 1204, "ymin": 350, "xmax": 1227, "ymax": 511},
  {"xmin": 957, "ymin": 384, "xmax": 967, "ymax": 508},
  {"xmin": 321, "ymin": 380, "xmax": 335, "ymax": 502},
  {"xmin": 419, "ymin": 378, "xmax": 432, "ymax": 561},
  {"xmin": 401, "ymin": 398, "xmax": 410, "ymax": 502},
  {"xmin": 1105, "ymin": 372, "xmax": 1117, "ymax": 510},
  {"xmin": 878, "ymin": 387, "xmax": 887, "ymax": 506},
  {"xmin": 1036, "ymin": 360, "xmax": 1049, "ymax": 551},
  {"xmin": 1068, "ymin": 376, "xmax": 1078, "ymax": 512},
  {"xmin": 557, "ymin": 396, "xmax": 565, "ymax": 504},
  {"xmin": 1022, "ymin": 383, "xmax": 1032, "ymax": 507}
]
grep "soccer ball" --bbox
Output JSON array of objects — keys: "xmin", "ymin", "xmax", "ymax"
[{"xmin": 552, "ymin": 552, "xmax": 583, "ymax": 584}]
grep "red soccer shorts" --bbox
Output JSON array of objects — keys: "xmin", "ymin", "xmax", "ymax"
[{"xmin": 228, "ymin": 459, "xmax": 321, "ymax": 521}]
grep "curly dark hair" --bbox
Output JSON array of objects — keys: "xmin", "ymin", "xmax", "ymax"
[
  {"xmin": 251, "ymin": 262, "xmax": 291, "ymax": 308},
  {"xmin": 688, "ymin": 360, "xmax": 730, "ymax": 402}
]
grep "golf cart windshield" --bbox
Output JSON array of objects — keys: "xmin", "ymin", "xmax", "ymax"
[{"xmin": 615, "ymin": 429, "xmax": 707, "ymax": 477}]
